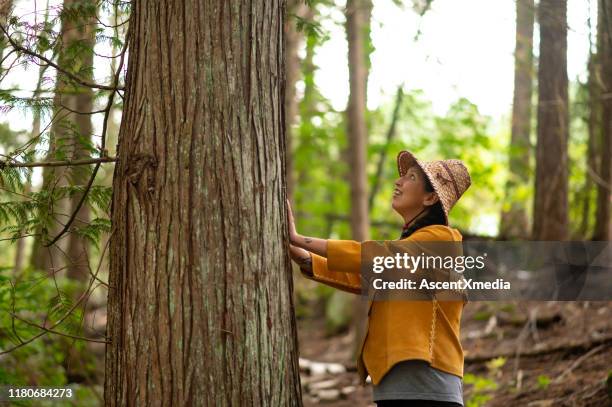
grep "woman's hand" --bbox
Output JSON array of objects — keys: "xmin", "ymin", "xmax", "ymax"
[
  {"xmin": 286, "ymin": 199, "xmax": 328, "ymax": 257},
  {"xmin": 286, "ymin": 199, "xmax": 300, "ymax": 244},
  {"xmin": 289, "ymin": 244, "xmax": 313, "ymax": 275}
]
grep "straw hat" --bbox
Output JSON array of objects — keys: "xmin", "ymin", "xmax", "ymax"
[{"xmin": 397, "ymin": 150, "xmax": 471, "ymax": 226}]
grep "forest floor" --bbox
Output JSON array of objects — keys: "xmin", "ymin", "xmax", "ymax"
[{"xmin": 297, "ymin": 300, "xmax": 612, "ymax": 407}]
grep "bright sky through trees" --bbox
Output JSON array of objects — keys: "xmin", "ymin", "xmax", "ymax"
[
  {"xmin": 312, "ymin": 0, "xmax": 595, "ymax": 117},
  {"xmin": 4, "ymin": 0, "xmax": 596, "ymax": 133}
]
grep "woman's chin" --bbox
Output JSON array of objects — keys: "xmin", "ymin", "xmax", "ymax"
[
  {"xmin": 391, "ymin": 199, "xmax": 400, "ymax": 211},
  {"xmin": 391, "ymin": 198, "xmax": 410, "ymax": 213}
]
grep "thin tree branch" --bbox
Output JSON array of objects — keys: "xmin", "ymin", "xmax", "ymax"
[
  {"xmin": 9, "ymin": 311, "xmax": 109, "ymax": 343},
  {"xmin": 56, "ymin": 97, "xmax": 108, "ymax": 115},
  {"xmin": 84, "ymin": 237, "xmax": 110, "ymax": 288},
  {"xmin": 0, "ymin": 186, "xmax": 32, "ymax": 199},
  {"xmin": 0, "ymin": 156, "xmax": 117, "ymax": 168},
  {"xmin": 586, "ymin": 162, "xmax": 612, "ymax": 191},
  {"xmin": 9, "ymin": 280, "xmax": 24, "ymax": 344},
  {"xmin": 0, "ymin": 23, "xmax": 123, "ymax": 91},
  {"xmin": 0, "ymin": 234, "xmax": 40, "ymax": 242}
]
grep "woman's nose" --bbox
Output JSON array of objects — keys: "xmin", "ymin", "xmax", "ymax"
[{"xmin": 394, "ymin": 178, "xmax": 402, "ymax": 187}]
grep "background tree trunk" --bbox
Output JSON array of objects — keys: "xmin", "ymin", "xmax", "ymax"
[
  {"xmin": 580, "ymin": 50, "xmax": 600, "ymax": 238},
  {"xmin": 30, "ymin": 0, "xmax": 95, "ymax": 276},
  {"xmin": 532, "ymin": 0, "xmax": 569, "ymax": 241},
  {"xmin": 500, "ymin": 0, "xmax": 534, "ymax": 240},
  {"xmin": 345, "ymin": 0, "xmax": 371, "ymax": 243},
  {"xmin": 594, "ymin": 0, "xmax": 612, "ymax": 240},
  {"xmin": 0, "ymin": 0, "xmax": 12, "ymax": 60},
  {"xmin": 104, "ymin": 1, "xmax": 302, "ymax": 405},
  {"xmin": 285, "ymin": 0, "xmax": 313, "ymax": 206},
  {"xmin": 65, "ymin": 1, "xmax": 95, "ymax": 283},
  {"xmin": 345, "ymin": 0, "xmax": 372, "ymax": 359},
  {"xmin": 97, "ymin": 2, "xmax": 125, "ymax": 277}
]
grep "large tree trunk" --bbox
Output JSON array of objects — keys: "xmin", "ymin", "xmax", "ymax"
[
  {"xmin": 500, "ymin": 0, "xmax": 534, "ymax": 240},
  {"xmin": 594, "ymin": 0, "xmax": 612, "ymax": 240},
  {"xmin": 104, "ymin": 1, "xmax": 302, "ymax": 405},
  {"xmin": 532, "ymin": 0, "xmax": 569, "ymax": 241},
  {"xmin": 345, "ymin": 0, "xmax": 372, "ymax": 358}
]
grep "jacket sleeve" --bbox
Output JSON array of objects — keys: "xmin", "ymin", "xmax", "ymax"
[
  {"xmin": 296, "ymin": 229, "xmax": 453, "ymax": 295},
  {"xmin": 325, "ymin": 239, "xmax": 362, "ymax": 273},
  {"xmin": 319, "ymin": 233, "xmax": 441, "ymax": 276},
  {"xmin": 321, "ymin": 231, "xmax": 446, "ymax": 274},
  {"xmin": 299, "ymin": 249, "xmax": 362, "ymax": 295}
]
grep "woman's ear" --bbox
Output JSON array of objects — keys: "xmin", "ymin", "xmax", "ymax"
[{"xmin": 423, "ymin": 192, "xmax": 439, "ymax": 206}]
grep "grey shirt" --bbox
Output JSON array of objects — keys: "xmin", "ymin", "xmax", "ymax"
[{"xmin": 372, "ymin": 359, "xmax": 464, "ymax": 405}]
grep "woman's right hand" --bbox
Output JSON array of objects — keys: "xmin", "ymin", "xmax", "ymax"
[{"xmin": 289, "ymin": 244, "xmax": 313, "ymax": 275}]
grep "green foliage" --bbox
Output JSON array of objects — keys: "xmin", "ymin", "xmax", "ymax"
[
  {"xmin": 74, "ymin": 217, "xmax": 111, "ymax": 248},
  {"xmin": 485, "ymin": 356, "xmax": 506, "ymax": 372},
  {"xmin": 0, "ymin": 266, "xmax": 102, "ymax": 402},
  {"xmin": 293, "ymin": 15, "xmax": 327, "ymax": 40},
  {"xmin": 0, "ymin": 90, "xmax": 55, "ymax": 117},
  {"xmin": 536, "ymin": 374, "xmax": 551, "ymax": 390},
  {"xmin": 473, "ymin": 310, "xmax": 492, "ymax": 321},
  {"xmin": 464, "ymin": 372, "xmax": 498, "ymax": 407},
  {"xmin": 463, "ymin": 356, "xmax": 505, "ymax": 406},
  {"xmin": 0, "ymin": 0, "xmax": 117, "ymax": 403},
  {"xmin": 0, "ymin": 181, "xmax": 112, "ymax": 243},
  {"xmin": 568, "ymin": 80, "xmax": 596, "ymax": 239},
  {"xmin": 324, "ymin": 290, "xmax": 353, "ymax": 334},
  {"xmin": 290, "ymin": 0, "xmax": 335, "ymax": 41},
  {"xmin": 0, "ymin": 166, "xmax": 30, "ymax": 192}
]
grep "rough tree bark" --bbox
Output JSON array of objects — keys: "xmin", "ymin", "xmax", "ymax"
[
  {"xmin": 533, "ymin": 0, "xmax": 569, "ymax": 241},
  {"xmin": 104, "ymin": 1, "xmax": 302, "ymax": 406},
  {"xmin": 500, "ymin": 0, "xmax": 534, "ymax": 240}
]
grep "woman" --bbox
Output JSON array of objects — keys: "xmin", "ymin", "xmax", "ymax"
[{"xmin": 287, "ymin": 150, "xmax": 471, "ymax": 407}]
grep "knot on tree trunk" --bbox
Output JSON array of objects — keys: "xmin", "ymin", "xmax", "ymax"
[{"xmin": 126, "ymin": 153, "xmax": 158, "ymax": 194}]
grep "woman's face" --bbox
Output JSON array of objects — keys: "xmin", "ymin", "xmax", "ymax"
[{"xmin": 391, "ymin": 165, "xmax": 438, "ymax": 215}]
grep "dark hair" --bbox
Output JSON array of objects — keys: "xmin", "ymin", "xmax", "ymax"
[{"xmin": 400, "ymin": 168, "xmax": 446, "ymax": 239}]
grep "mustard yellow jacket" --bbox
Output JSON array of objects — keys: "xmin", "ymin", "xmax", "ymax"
[{"xmin": 300, "ymin": 224, "xmax": 465, "ymax": 386}]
